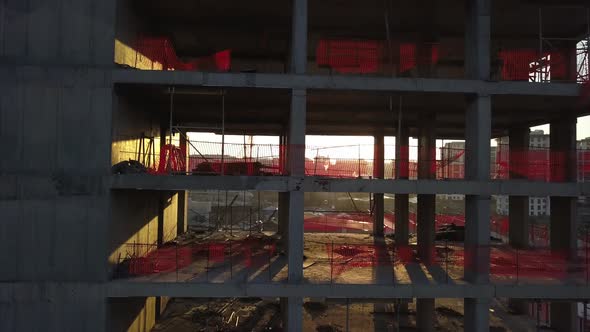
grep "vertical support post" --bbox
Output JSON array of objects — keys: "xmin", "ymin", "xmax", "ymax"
[
  {"xmin": 416, "ymin": 298, "xmax": 435, "ymax": 332},
  {"xmin": 550, "ymin": 118, "xmax": 578, "ymax": 260},
  {"xmin": 395, "ymin": 125, "xmax": 410, "ymax": 244},
  {"xmin": 508, "ymin": 127, "xmax": 530, "ymax": 314},
  {"xmin": 550, "ymin": 117, "xmax": 579, "ymax": 332},
  {"xmin": 287, "ymin": 89, "xmax": 306, "ymax": 283},
  {"xmin": 417, "ymin": 112, "xmax": 436, "ymax": 332},
  {"xmin": 464, "ymin": 0, "xmax": 491, "ymax": 331},
  {"xmin": 464, "ymin": 94, "xmax": 492, "ymax": 327},
  {"xmin": 283, "ymin": 2, "xmax": 306, "ymax": 328},
  {"xmin": 373, "ymin": 134, "xmax": 385, "ymax": 236},
  {"xmin": 417, "ymin": 112, "xmax": 436, "ymax": 264}
]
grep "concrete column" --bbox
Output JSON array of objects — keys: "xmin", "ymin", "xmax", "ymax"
[
  {"xmin": 465, "ymin": 298, "xmax": 491, "ymax": 331},
  {"xmin": 395, "ymin": 127, "xmax": 410, "ymax": 311},
  {"xmin": 464, "ymin": 0, "xmax": 490, "ymax": 81},
  {"xmin": 291, "ymin": 0, "xmax": 308, "ymax": 74},
  {"xmin": 395, "ymin": 126, "xmax": 410, "ymax": 245},
  {"xmin": 416, "ymin": 298, "xmax": 435, "ymax": 332},
  {"xmin": 283, "ymin": 87, "xmax": 306, "ymax": 331},
  {"xmin": 464, "ymin": 1, "xmax": 491, "ymax": 330},
  {"xmin": 549, "ymin": 117, "xmax": 578, "ymax": 329},
  {"xmin": 549, "ymin": 118, "xmax": 578, "ymax": 259},
  {"xmin": 278, "ymin": 192, "xmax": 290, "ymax": 247},
  {"xmin": 551, "ymin": 302, "xmax": 579, "ymax": 332},
  {"xmin": 287, "ymin": 89, "xmax": 306, "ymax": 281},
  {"xmin": 508, "ymin": 127, "xmax": 530, "ymax": 248},
  {"xmin": 507, "ymin": 128, "xmax": 529, "ymax": 314},
  {"xmin": 373, "ymin": 134, "xmax": 385, "ymax": 236},
  {"xmin": 278, "ymin": 133, "xmax": 289, "ymax": 246},
  {"xmin": 177, "ymin": 131, "xmax": 189, "ymax": 235},
  {"xmin": 284, "ymin": 0, "xmax": 307, "ymax": 327},
  {"xmin": 281, "ymin": 297, "xmax": 303, "ymax": 331},
  {"xmin": 417, "ymin": 113, "xmax": 436, "ymax": 331},
  {"xmin": 463, "ymin": 95, "xmax": 492, "ymax": 330},
  {"xmin": 417, "ymin": 112, "xmax": 436, "ymax": 263}
]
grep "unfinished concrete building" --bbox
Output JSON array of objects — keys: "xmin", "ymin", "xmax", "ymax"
[{"xmin": 2, "ymin": 0, "xmax": 590, "ymax": 331}]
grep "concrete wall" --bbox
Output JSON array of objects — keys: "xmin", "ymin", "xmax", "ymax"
[
  {"xmin": 0, "ymin": 65, "xmax": 113, "ymax": 283},
  {"xmin": 0, "ymin": 0, "xmax": 116, "ymax": 329},
  {"xmin": 108, "ymin": 297, "xmax": 157, "ymax": 332},
  {"xmin": 113, "ymin": 0, "xmax": 163, "ymax": 70},
  {"xmin": 109, "ymin": 95, "xmax": 180, "ymax": 274},
  {"xmin": 111, "ymin": 95, "xmax": 162, "ymax": 167},
  {"xmin": 0, "ymin": 0, "xmax": 115, "ymax": 66}
]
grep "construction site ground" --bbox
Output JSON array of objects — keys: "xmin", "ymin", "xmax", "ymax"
[
  {"xmin": 118, "ymin": 231, "xmax": 586, "ymax": 286},
  {"xmin": 151, "ymin": 297, "xmax": 541, "ymax": 331}
]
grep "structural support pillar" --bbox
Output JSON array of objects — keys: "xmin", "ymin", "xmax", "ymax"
[
  {"xmin": 373, "ymin": 134, "xmax": 385, "ymax": 236},
  {"xmin": 463, "ymin": 94, "xmax": 492, "ymax": 331},
  {"xmin": 417, "ymin": 113, "xmax": 435, "ymax": 332},
  {"xmin": 508, "ymin": 127, "xmax": 529, "ymax": 314},
  {"xmin": 177, "ymin": 130, "xmax": 189, "ymax": 235},
  {"xmin": 278, "ymin": 133, "xmax": 289, "ymax": 247},
  {"xmin": 395, "ymin": 126, "xmax": 410, "ymax": 245},
  {"xmin": 417, "ymin": 113, "xmax": 436, "ymax": 264},
  {"xmin": 394, "ymin": 126, "xmax": 410, "ymax": 312},
  {"xmin": 550, "ymin": 117, "xmax": 579, "ymax": 332},
  {"xmin": 464, "ymin": 0, "xmax": 491, "ymax": 330},
  {"xmin": 508, "ymin": 127, "xmax": 530, "ymax": 248},
  {"xmin": 282, "ymin": 0, "xmax": 307, "ymax": 328}
]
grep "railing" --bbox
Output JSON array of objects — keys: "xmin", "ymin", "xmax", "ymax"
[
  {"xmin": 113, "ymin": 140, "xmax": 590, "ymax": 182},
  {"xmin": 113, "ymin": 238, "xmax": 590, "ymax": 286}
]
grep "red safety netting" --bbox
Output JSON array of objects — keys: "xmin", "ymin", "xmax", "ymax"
[
  {"xmin": 116, "ymin": 140, "xmax": 590, "ymax": 182},
  {"xmin": 317, "ymin": 40, "xmax": 384, "ymax": 74},
  {"xmin": 316, "ymin": 39, "xmax": 441, "ymax": 75},
  {"xmin": 498, "ymin": 47, "xmax": 587, "ymax": 82},
  {"xmin": 187, "ymin": 142, "xmax": 466, "ymax": 179},
  {"xmin": 135, "ymin": 36, "xmax": 231, "ymax": 72},
  {"xmin": 495, "ymin": 145, "xmax": 590, "ymax": 182},
  {"xmin": 118, "ymin": 239, "xmax": 278, "ymax": 278},
  {"xmin": 156, "ymin": 144, "xmax": 186, "ymax": 174}
]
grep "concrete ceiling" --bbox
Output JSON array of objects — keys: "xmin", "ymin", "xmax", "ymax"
[
  {"xmin": 115, "ymin": 84, "xmax": 581, "ymax": 139},
  {"xmin": 130, "ymin": 0, "xmax": 590, "ymax": 61}
]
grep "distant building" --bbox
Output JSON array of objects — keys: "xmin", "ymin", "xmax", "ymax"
[{"xmin": 495, "ymin": 130, "xmax": 551, "ymax": 216}]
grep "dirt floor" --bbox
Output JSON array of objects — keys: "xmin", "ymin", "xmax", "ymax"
[
  {"xmin": 120, "ymin": 230, "xmax": 583, "ymax": 286},
  {"xmin": 151, "ymin": 297, "xmax": 541, "ymax": 332}
]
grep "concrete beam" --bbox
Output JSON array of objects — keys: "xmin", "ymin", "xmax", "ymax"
[
  {"xmin": 104, "ymin": 282, "xmax": 590, "ymax": 299},
  {"xmin": 108, "ymin": 175, "xmax": 590, "ymax": 196},
  {"xmin": 111, "ymin": 69, "xmax": 581, "ymax": 97}
]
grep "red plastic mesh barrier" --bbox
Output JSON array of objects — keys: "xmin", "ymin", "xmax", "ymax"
[
  {"xmin": 127, "ymin": 140, "xmax": 590, "ymax": 182},
  {"xmin": 156, "ymin": 144, "xmax": 186, "ymax": 174},
  {"xmin": 316, "ymin": 40, "xmax": 441, "ymax": 74},
  {"xmin": 495, "ymin": 145, "xmax": 590, "ymax": 182},
  {"xmin": 399, "ymin": 43, "xmax": 440, "ymax": 73},
  {"xmin": 317, "ymin": 40, "xmax": 384, "ymax": 74},
  {"xmin": 497, "ymin": 48, "xmax": 578, "ymax": 82},
  {"xmin": 135, "ymin": 36, "xmax": 231, "ymax": 72}
]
